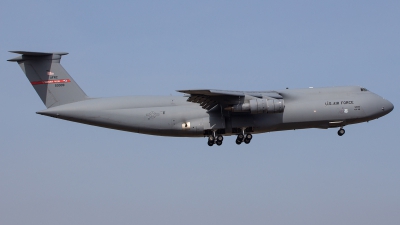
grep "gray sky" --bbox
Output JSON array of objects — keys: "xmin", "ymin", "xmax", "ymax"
[{"xmin": 1, "ymin": 1, "xmax": 399, "ymax": 224}]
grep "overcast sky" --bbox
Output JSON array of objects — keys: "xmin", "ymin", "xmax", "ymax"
[{"xmin": 1, "ymin": 1, "xmax": 399, "ymax": 225}]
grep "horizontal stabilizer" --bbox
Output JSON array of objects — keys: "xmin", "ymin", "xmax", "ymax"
[
  {"xmin": 9, "ymin": 51, "xmax": 68, "ymax": 56},
  {"xmin": 8, "ymin": 51, "xmax": 68, "ymax": 62}
]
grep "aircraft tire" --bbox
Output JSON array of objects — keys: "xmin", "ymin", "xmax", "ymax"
[
  {"xmin": 246, "ymin": 134, "xmax": 252, "ymax": 140},
  {"xmin": 338, "ymin": 129, "xmax": 345, "ymax": 136},
  {"xmin": 236, "ymin": 139, "xmax": 242, "ymax": 145},
  {"xmin": 208, "ymin": 141, "xmax": 214, "ymax": 146},
  {"xmin": 216, "ymin": 141, "xmax": 223, "ymax": 146}
]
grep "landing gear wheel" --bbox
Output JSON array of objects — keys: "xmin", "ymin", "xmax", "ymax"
[
  {"xmin": 207, "ymin": 135, "xmax": 215, "ymax": 146},
  {"xmin": 216, "ymin": 135, "xmax": 223, "ymax": 141},
  {"xmin": 208, "ymin": 136, "xmax": 215, "ymax": 142},
  {"xmin": 338, "ymin": 128, "xmax": 345, "ymax": 136},
  {"xmin": 216, "ymin": 141, "xmax": 223, "ymax": 146},
  {"xmin": 236, "ymin": 133, "xmax": 245, "ymax": 145}
]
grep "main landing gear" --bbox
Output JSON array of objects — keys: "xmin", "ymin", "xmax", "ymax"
[
  {"xmin": 206, "ymin": 129, "xmax": 253, "ymax": 146},
  {"xmin": 337, "ymin": 127, "xmax": 345, "ymax": 136},
  {"xmin": 236, "ymin": 133, "xmax": 252, "ymax": 145},
  {"xmin": 236, "ymin": 128, "xmax": 252, "ymax": 145},
  {"xmin": 207, "ymin": 131, "xmax": 224, "ymax": 146}
]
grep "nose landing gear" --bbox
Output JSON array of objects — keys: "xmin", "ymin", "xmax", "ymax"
[{"xmin": 337, "ymin": 128, "xmax": 345, "ymax": 136}]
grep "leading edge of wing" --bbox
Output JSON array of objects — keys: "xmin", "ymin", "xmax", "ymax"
[{"xmin": 177, "ymin": 89, "xmax": 244, "ymax": 96}]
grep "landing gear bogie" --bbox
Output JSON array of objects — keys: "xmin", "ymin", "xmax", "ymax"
[
  {"xmin": 207, "ymin": 133, "xmax": 224, "ymax": 146},
  {"xmin": 235, "ymin": 132, "xmax": 253, "ymax": 145}
]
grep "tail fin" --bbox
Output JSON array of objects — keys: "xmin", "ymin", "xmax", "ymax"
[{"xmin": 8, "ymin": 51, "xmax": 88, "ymax": 108}]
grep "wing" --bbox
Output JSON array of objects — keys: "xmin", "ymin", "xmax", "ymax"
[{"xmin": 177, "ymin": 89, "xmax": 283, "ymax": 110}]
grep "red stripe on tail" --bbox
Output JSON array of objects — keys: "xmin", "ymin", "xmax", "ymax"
[{"xmin": 31, "ymin": 79, "xmax": 71, "ymax": 85}]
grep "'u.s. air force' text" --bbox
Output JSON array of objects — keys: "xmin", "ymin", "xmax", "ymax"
[{"xmin": 325, "ymin": 101, "xmax": 354, "ymax": 106}]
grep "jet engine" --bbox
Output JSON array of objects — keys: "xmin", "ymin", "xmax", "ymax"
[{"xmin": 225, "ymin": 98, "xmax": 284, "ymax": 114}]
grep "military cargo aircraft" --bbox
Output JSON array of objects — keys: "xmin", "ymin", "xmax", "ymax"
[{"xmin": 8, "ymin": 51, "xmax": 394, "ymax": 146}]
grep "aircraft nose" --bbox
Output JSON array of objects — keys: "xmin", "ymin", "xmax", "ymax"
[
  {"xmin": 363, "ymin": 95, "xmax": 394, "ymax": 119},
  {"xmin": 383, "ymin": 99, "xmax": 394, "ymax": 114}
]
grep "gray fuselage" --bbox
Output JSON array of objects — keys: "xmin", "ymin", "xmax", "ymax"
[{"xmin": 37, "ymin": 86, "xmax": 393, "ymax": 137}]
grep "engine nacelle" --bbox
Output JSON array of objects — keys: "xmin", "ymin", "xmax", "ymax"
[{"xmin": 225, "ymin": 98, "xmax": 284, "ymax": 114}]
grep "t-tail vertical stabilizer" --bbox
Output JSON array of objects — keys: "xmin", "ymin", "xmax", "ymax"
[{"xmin": 8, "ymin": 51, "xmax": 88, "ymax": 108}]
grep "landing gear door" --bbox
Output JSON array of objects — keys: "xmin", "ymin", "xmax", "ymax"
[{"xmin": 203, "ymin": 114, "xmax": 225, "ymax": 130}]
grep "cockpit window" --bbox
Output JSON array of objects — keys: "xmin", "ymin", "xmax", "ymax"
[{"xmin": 361, "ymin": 87, "xmax": 369, "ymax": 91}]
